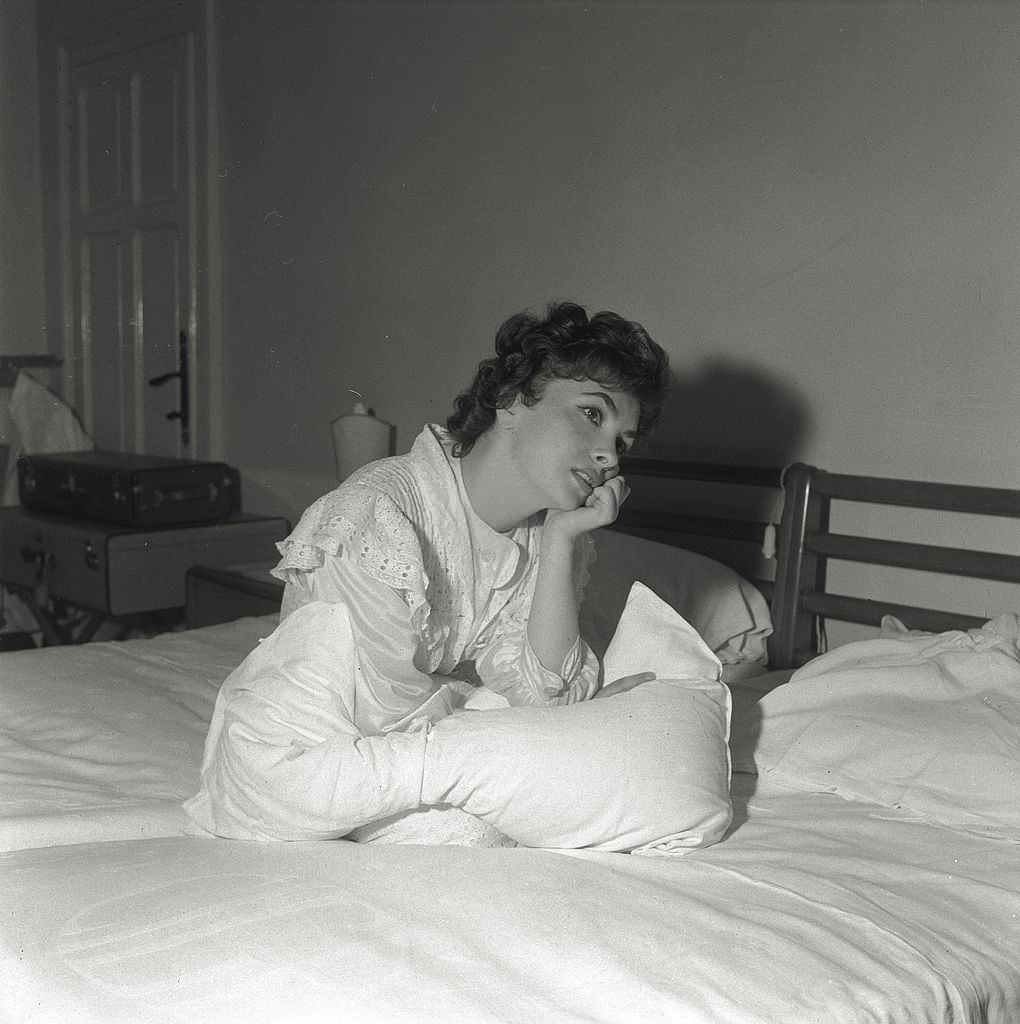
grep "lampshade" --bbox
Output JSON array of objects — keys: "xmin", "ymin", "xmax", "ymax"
[{"xmin": 331, "ymin": 403, "xmax": 393, "ymax": 480}]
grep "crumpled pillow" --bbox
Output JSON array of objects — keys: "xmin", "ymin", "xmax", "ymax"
[
  {"xmin": 420, "ymin": 582, "xmax": 733, "ymax": 854},
  {"xmin": 580, "ymin": 529, "xmax": 772, "ymax": 667},
  {"xmin": 751, "ymin": 621, "xmax": 1020, "ymax": 840}
]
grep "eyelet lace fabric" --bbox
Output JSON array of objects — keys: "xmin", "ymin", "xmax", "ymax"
[
  {"xmin": 272, "ymin": 426, "xmax": 596, "ymax": 687},
  {"xmin": 274, "ymin": 430, "xmax": 460, "ymax": 661},
  {"xmin": 276, "ymin": 485, "xmax": 432, "ymax": 633}
]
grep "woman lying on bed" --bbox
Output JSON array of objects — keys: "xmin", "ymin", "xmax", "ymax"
[{"xmin": 184, "ymin": 301, "xmax": 675, "ymax": 842}]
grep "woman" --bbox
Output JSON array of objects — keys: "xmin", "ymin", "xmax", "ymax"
[{"xmin": 185, "ymin": 301, "xmax": 671, "ymax": 841}]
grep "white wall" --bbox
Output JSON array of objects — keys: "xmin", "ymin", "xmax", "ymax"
[
  {"xmin": 0, "ymin": 0, "xmax": 46, "ymax": 356},
  {"xmin": 27, "ymin": 0, "xmax": 1020, "ymax": 624},
  {"xmin": 0, "ymin": 0, "xmax": 48, "ymax": 459},
  {"xmin": 213, "ymin": 3, "xmax": 1019, "ymax": 508}
]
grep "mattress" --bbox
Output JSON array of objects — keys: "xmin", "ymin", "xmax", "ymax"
[
  {"xmin": 1, "ymin": 545, "xmax": 1018, "ymax": 1023},
  {"xmin": 0, "ymin": 615, "xmax": 275, "ymax": 852},
  {"xmin": 1, "ymin": 773, "xmax": 1016, "ymax": 1024}
]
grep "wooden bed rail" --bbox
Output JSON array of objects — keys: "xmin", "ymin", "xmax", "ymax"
[
  {"xmin": 614, "ymin": 459, "xmax": 784, "ymax": 585},
  {"xmin": 571, "ymin": 456, "xmax": 1018, "ymax": 671},
  {"xmin": 771, "ymin": 463, "xmax": 1020, "ymax": 668},
  {"xmin": 620, "ymin": 458, "xmax": 783, "ymax": 489},
  {"xmin": 793, "ymin": 467, "xmax": 1020, "ymax": 517}
]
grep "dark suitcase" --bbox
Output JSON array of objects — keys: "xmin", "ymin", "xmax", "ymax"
[{"xmin": 17, "ymin": 450, "xmax": 242, "ymax": 527}]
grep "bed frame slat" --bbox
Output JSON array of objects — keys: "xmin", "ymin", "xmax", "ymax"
[
  {"xmin": 807, "ymin": 467, "xmax": 1020, "ymax": 517},
  {"xmin": 770, "ymin": 464, "xmax": 828, "ymax": 668},
  {"xmin": 807, "ymin": 532, "xmax": 1020, "ymax": 583},
  {"xmin": 772, "ymin": 462, "xmax": 1020, "ymax": 669},
  {"xmin": 604, "ymin": 458, "xmax": 1019, "ymax": 673},
  {"xmin": 614, "ymin": 509, "xmax": 768, "ymax": 546},
  {"xmin": 801, "ymin": 591, "xmax": 987, "ymax": 635},
  {"xmin": 622, "ymin": 458, "xmax": 783, "ymax": 488},
  {"xmin": 613, "ymin": 458, "xmax": 783, "ymax": 599}
]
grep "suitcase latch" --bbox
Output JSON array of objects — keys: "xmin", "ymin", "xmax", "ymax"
[{"xmin": 83, "ymin": 540, "xmax": 100, "ymax": 571}]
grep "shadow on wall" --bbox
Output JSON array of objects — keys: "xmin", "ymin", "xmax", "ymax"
[
  {"xmin": 648, "ymin": 357, "xmax": 814, "ymax": 467},
  {"xmin": 630, "ymin": 357, "xmax": 813, "ymax": 821}
]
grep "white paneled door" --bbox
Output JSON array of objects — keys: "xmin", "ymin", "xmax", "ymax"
[{"xmin": 59, "ymin": 3, "xmax": 216, "ymax": 459}]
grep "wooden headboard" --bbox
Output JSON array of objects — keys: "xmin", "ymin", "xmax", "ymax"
[
  {"xmin": 615, "ymin": 456, "xmax": 784, "ymax": 599},
  {"xmin": 770, "ymin": 463, "xmax": 1020, "ymax": 668},
  {"xmin": 616, "ymin": 458, "xmax": 1020, "ymax": 671}
]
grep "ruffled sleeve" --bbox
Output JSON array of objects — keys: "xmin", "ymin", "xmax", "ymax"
[{"xmin": 273, "ymin": 482, "xmax": 430, "ymax": 630}]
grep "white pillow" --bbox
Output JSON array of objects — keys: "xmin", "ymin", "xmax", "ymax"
[
  {"xmin": 421, "ymin": 583, "xmax": 733, "ymax": 854},
  {"xmin": 752, "ymin": 623, "xmax": 1020, "ymax": 840},
  {"xmin": 580, "ymin": 529, "xmax": 772, "ymax": 666}
]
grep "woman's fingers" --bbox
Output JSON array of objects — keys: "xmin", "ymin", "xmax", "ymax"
[{"xmin": 594, "ymin": 671, "xmax": 656, "ymax": 699}]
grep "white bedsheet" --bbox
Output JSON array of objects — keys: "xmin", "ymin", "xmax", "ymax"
[
  {"xmin": 1, "ymin": 773, "xmax": 1016, "ymax": 1024},
  {"xmin": 2, "ymin": 613, "xmax": 1018, "ymax": 1022},
  {"xmin": 0, "ymin": 616, "xmax": 276, "ymax": 851}
]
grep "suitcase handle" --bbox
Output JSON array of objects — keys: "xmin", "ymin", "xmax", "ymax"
[
  {"xmin": 138, "ymin": 481, "xmax": 225, "ymax": 509},
  {"xmin": 55, "ymin": 477, "xmax": 90, "ymax": 509}
]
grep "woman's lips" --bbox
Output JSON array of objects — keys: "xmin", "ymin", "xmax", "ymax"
[{"xmin": 572, "ymin": 469, "xmax": 596, "ymax": 495}]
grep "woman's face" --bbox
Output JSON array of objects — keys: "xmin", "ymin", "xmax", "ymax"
[{"xmin": 499, "ymin": 376, "xmax": 641, "ymax": 513}]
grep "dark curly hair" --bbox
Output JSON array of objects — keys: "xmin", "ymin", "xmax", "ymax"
[{"xmin": 447, "ymin": 301, "xmax": 672, "ymax": 456}]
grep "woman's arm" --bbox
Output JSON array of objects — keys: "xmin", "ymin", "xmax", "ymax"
[
  {"xmin": 527, "ymin": 476, "xmax": 629, "ymax": 673},
  {"xmin": 281, "ymin": 553, "xmax": 453, "ymax": 734},
  {"xmin": 185, "ymin": 600, "xmax": 431, "ymax": 842},
  {"xmin": 525, "ymin": 523, "xmax": 586, "ymax": 675}
]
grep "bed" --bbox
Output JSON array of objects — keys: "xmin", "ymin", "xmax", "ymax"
[{"xmin": 1, "ymin": 460, "xmax": 1018, "ymax": 1024}]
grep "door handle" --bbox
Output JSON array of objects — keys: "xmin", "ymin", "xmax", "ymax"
[{"xmin": 148, "ymin": 331, "xmax": 190, "ymax": 446}]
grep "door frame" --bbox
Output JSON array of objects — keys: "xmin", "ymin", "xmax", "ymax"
[{"xmin": 52, "ymin": 0, "xmax": 222, "ymax": 460}]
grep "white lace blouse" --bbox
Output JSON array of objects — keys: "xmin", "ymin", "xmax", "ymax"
[{"xmin": 271, "ymin": 425, "xmax": 600, "ymax": 735}]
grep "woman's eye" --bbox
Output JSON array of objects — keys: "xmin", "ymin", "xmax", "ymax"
[{"xmin": 582, "ymin": 406, "xmax": 602, "ymax": 425}]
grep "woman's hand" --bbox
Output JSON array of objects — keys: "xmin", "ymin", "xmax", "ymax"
[
  {"xmin": 528, "ymin": 475, "xmax": 629, "ymax": 679},
  {"xmin": 546, "ymin": 475, "xmax": 631, "ymax": 540},
  {"xmin": 593, "ymin": 671, "xmax": 655, "ymax": 699}
]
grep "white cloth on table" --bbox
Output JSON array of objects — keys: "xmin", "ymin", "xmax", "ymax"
[
  {"xmin": 1, "ymin": 371, "xmax": 93, "ymax": 635},
  {"xmin": 1, "ymin": 370, "xmax": 93, "ymax": 506}
]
